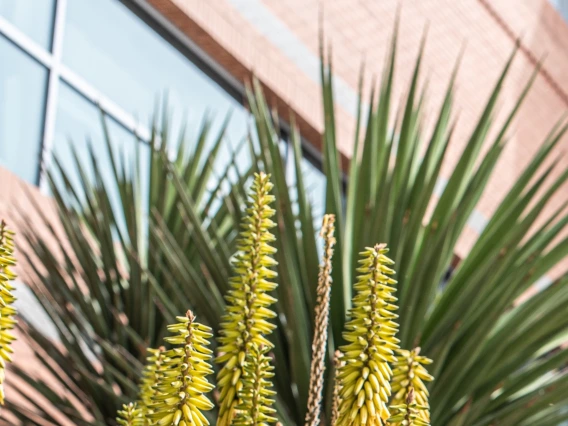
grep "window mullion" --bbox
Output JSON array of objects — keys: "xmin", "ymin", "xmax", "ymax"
[{"xmin": 38, "ymin": 0, "xmax": 67, "ymax": 190}]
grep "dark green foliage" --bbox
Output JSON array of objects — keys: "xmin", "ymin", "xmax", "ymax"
[{"xmin": 7, "ymin": 29, "xmax": 568, "ymax": 426}]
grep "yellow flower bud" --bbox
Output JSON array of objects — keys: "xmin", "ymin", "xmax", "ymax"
[
  {"xmin": 215, "ymin": 173, "xmax": 279, "ymax": 425},
  {"xmin": 0, "ymin": 220, "xmax": 17, "ymax": 405},
  {"xmin": 116, "ymin": 402, "xmax": 145, "ymax": 426},
  {"xmin": 388, "ymin": 348, "xmax": 434, "ymax": 425},
  {"xmin": 146, "ymin": 310, "xmax": 214, "ymax": 425},
  {"xmin": 233, "ymin": 343, "xmax": 277, "ymax": 425},
  {"xmin": 336, "ymin": 244, "xmax": 399, "ymax": 425}
]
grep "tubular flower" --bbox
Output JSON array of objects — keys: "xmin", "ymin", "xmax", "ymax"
[
  {"xmin": 216, "ymin": 172, "xmax": 278, "ymax": 426},
  {"xmin": 0, "ymin": 220, "xmax": 17, "ymax": 405},
  {"xmin": 305, "ymin": 214, "xmax": 336, "ymax": 426},
  {"xmin": 336, "ymin": 244, "xmax": 399, "ymax": 426},
  {"xmin": 387, "ymin": 387, "xmax": 429, "ymax": 426},
  {"xmin": 138, "ymin": 346, "xmax": 167, "ymax": 416},
  {"xmin": 389, "ymin": 348, "xmax": 433, "ymax": 425},
  {"xmin": 117, "ymin": 402, "xmax": 145, "ymax": 426},
  {"xmin": 234, "ymin": 344, "xmax": 277, "ymax": 425},
  {"xmin": 148, "ymin": 311, "xmax": 215, "ymax": 426},
  {"xmin": 330, "ymin": 350, "xmax": 343, "ymax": 426}
]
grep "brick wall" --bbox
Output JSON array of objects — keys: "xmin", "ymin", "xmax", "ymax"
[
  {"xmin": 0, "ymin": 167, "xmax": 81, "ymax": 425},
  {"xmin": 149, "ymin": 0, "xmax": 568, "ymax": 270}
]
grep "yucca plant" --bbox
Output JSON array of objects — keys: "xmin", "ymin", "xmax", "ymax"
[
  {"xmin": 6, "ymin": 23, "xmax": 568, "ymax": 426},
  {"xmin": 107, "ymin": 174, "xmax": 434, "ymax": 426},
  {"xmin": 6, "ymin": 111, "xmax": 252, "ymax": 425}
]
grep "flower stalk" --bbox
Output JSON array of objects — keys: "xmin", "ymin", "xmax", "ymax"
[
  {"xmin": 389, "ymin": 348, "xmax": 433, "ymax": 425},
  {"xmin": 116, "ymin": 402, "xmax": 145, "ymax": 426},
  {"xmin": 387, "ymin": 387, "xmax": 429, "ymax": 426},
  {"xmin": 138, "ymin": 346, "xmax": 166, "ymax": 417},
  {"xmin": 148, "ymin": 310, "xmax": 215, "ymax": 426},
  {"xmin": 331, "ymin": 350, "xmax": 343, "ymax": 426},
  {"xmin": 335, "ymin": 244, "xmax": 400, "ymax": 425},
  {"xmin": 0, "ymin": 220, "xmax": 17, "ymax": 405},
  {"xmin": 234, "ymin": 344, "xmax": 277, "ymax": 425},
  {"xmin": 216, "ymin": 172, "xmax": 279, "ymax": 426},
  {"xmin": 305, "ymin": 214, "xmax": 336, "ymax": 426}
]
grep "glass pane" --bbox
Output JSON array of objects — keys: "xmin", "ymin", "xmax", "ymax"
[
  {"xmin": 550, "ymin": 0, "xmax": 568, "ymax": 21},
  {"xmin": 52, "ymin": 82, "xmax": 150, "ymax": 235},
  {"xmin": 0, "ymin": 36, "xmax": 47, "ymax": 183},
  {"xmin": 62, "ymin": 0, "xmax": 250, "ymax": 173},
  {"xmin": 0, "ymin": 0, "xmax": 55, "ymax": 50}
]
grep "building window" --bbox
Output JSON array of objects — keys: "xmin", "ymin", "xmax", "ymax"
[
  {"xmin": 61, "ymin": 0, "xmax": 251, "ymax": 169},
  {"xmin": 0, "ymin": 35, "xmax": 48, "ymax": 183},
  {"xmin": 0, "ymin": 0, "xmax": 56, "ymax": 50},
  {"xmin": 0, "ymin": 0, "xmax": 324, "ymax": 220},
  {"xmin": 0, "ymin": 0, "xmax": 256, "ymax": 187},
  {"xmin": 550, "ymin": 0, "xmax": 568, "ymax": 21},
  {"xmin": 52, "ymin": 81, "xmax": 150, "ymax": 207}
]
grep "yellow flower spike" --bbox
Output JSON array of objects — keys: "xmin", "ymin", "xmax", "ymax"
[
  {"xmin": 215, "ymin": 172, "xmax": 279, "ymax": 426},
  {"xmin": 117, "ymin": 402, "xmax": 145, "ymax": 426},
  {"xmin": 336, "ymin": 244, "xmax": 399, "ymax": 426},
  {"xmin": 233, "ymin": 343, "xmax": 277, "ymax": 425},
  {"xmin": 148, "ymin": 310, "xmax": 215, "ymax": 425},
  {"xmin": 0, "ymin": 220, "xmax": 17, "ymax": 405},
  {"xmin": 331, "ymin": 350, "xmax": 344, "ymax": 426},
  {"xmin": 389, "ymin": 348, "xmax": 433, "ymax": 425},
  {"xmin": 387, "ymin": 387, "xmax": 430, "ymax": 426},
  {"xmin": 137, "ymin": 346, "xmax": 167, "ymax": 418},
  {"xmin": 305, "ymin": 214, "xmax": 336, "ymax": 426}
]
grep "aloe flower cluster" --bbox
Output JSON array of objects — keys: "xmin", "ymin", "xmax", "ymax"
[
  {"xmin": 388, "ymin": 387, "xmax": 429, "ymax": 426},
  {"xmin": 147, "ymin": 311, "xmax": 215, "ymax": 426},
  {"xmin": 336, "ymin": 244, "xmax": 400, "ymax": 425},
  {"xmin": 331, "ymin": 350, "xmax": 343, "ymax": 426},
  {"xmin": 110, "ymin": 174, "xmax": 436, "ymax": 426},
  {"xmin": 233, "ymin": 344, "xmax": 277, "ymax": 425},
  {"xmin": 115, "ymin": 173, "xmax": 280, "ymax": 426},
  {"xmin": 216, "ymin": 172, "xmax": 278, "ymax": 426},
  {"xmin": 389, "ymin": 348, "xmax": 433, "ymax": 425},
  {"xmin": 139, "ymin": 347, "xmax": 167, "ymax": 418},
  {"xmin": 0, "ymin": 220, "xmax": 17, "ymax": 405},
  {"xmin": 116, "ymin": 402, "xmax": 145, "ymax": 426}
]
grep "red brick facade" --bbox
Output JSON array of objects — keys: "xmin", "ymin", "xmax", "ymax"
[{"xmin": 149, "ymin": 0, "xmax": 568, "ymax": 271}]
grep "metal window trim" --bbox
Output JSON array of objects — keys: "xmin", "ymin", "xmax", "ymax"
[
  {"xmin": 0, "ymin": 0, "xmax": 151, "ymax": 191},
  {"xmin": 1, "ymin": 0, "xmax": 326, "ymax": 187},
  {"xmin": 121, "ymin": 0, "xmax": 327, "ymax": 173},
  {"xmin": 121, "ymin": 0, "xmax": 246, "ymax": 105},
  {"xmin": 0, "ymin": 15, "xmax": 53, "ymax": 67},
  {"xmin": 38, "ymin": 0, "xmax": 66, "ymax": 190},
  {"xmin": 59, "ymin": 64, "xmax": 151, "ymax": 141}
]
